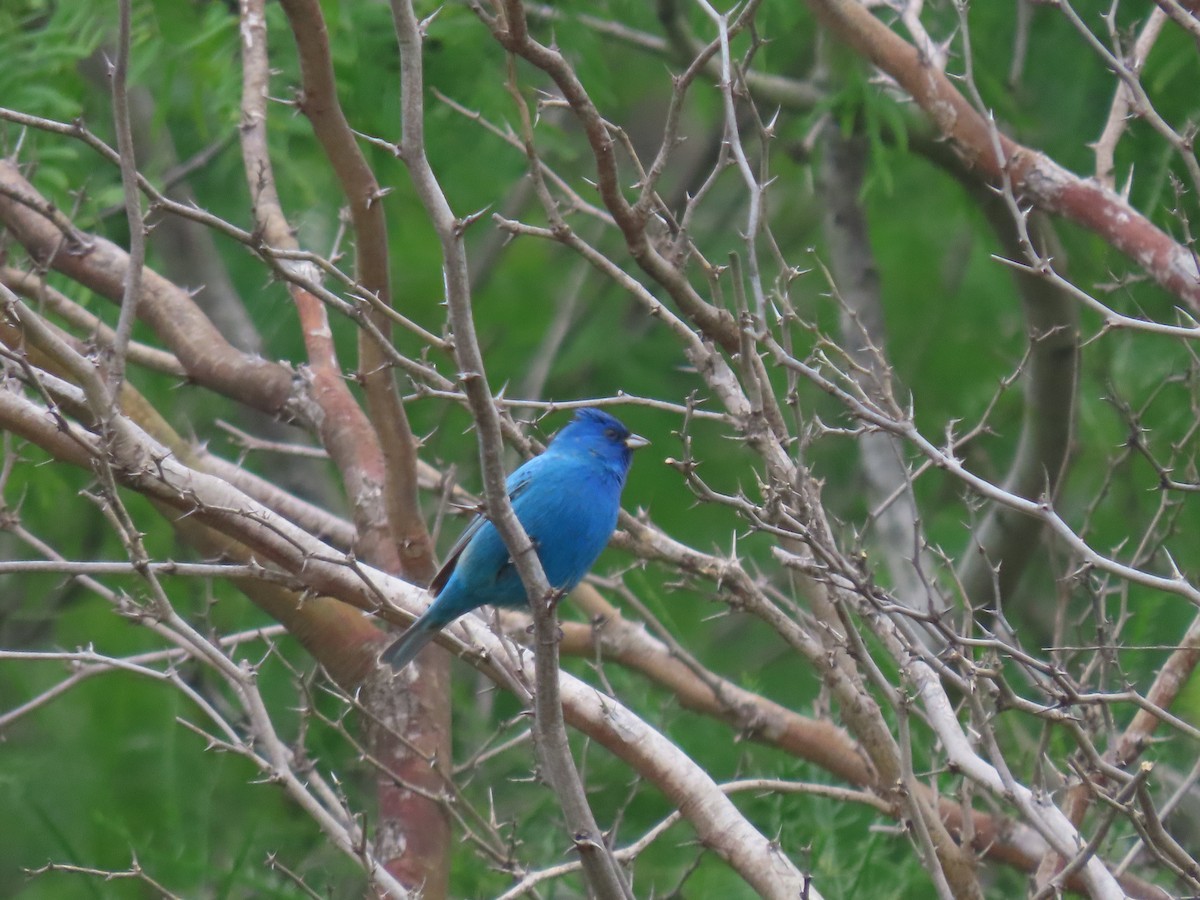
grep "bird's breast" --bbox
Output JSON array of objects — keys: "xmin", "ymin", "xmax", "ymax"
[{"xmin": 515, "ymin": 459, "xmax": 621, "ymax": 588}]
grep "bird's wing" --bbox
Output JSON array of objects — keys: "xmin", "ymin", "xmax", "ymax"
[{"xmin": 428, "ymin": 461, "xmax": 540, "ymax": 596}]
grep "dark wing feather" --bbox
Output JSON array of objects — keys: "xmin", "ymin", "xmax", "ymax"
[{"xmin": 429, "ymin": 467, "xmax": 537, "ymax": 595}]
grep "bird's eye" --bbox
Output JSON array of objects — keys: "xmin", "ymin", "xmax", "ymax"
[{"xmin": 605, "ymin": 428, "xmax": 619, "ymax": 440}]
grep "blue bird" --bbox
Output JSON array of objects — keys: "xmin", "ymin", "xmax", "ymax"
[{"xmin": 382, "ymin": 408, "xmax": 648, "ymax": 671}]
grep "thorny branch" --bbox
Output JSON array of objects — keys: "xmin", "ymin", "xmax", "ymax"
[{"xmin": 3, "ymin": 2, "xmax": 1200, "ymax": 899}]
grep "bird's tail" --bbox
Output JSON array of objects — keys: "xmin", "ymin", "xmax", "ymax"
[{"xmin": 380, "ymin": 616, "xmax": 439, "ymax": 671}]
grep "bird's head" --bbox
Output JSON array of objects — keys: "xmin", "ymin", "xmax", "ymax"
[{"xmin": 548, "ymin": 407, "xmax": 649, "ymax": 476}]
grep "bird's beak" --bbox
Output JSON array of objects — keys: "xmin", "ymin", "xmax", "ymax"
[{"xmin": 625, "ymin": 433, "xmax": 650, "ymax": 450}]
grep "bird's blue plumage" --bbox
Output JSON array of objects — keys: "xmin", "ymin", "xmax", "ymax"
[{"xmin": 382, "ymin": 408, "xmax": 647, "ymax": 671}]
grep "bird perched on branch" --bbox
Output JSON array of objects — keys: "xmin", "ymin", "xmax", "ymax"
[{"xmin": 382, "ymin": 408, "xmax": 648, "ymax": 671}]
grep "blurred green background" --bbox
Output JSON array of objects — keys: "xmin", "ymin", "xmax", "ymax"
[{"xmin": 2, "ymin": 0, "xmax": 1198, "ymax": 896}]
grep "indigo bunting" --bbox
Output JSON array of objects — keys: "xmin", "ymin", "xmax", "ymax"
[{"xmin": 382, "ymin": 408, "xmax": 648, "ymax": 671}]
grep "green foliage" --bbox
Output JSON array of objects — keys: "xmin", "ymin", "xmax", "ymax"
[{"xmin": 3, "ymin": 0, "xmax": 1199, "ymax": 897}]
